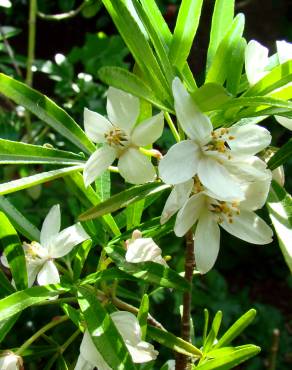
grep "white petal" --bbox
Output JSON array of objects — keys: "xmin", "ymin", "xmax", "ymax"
[
  {"xmin": 126, "ymin": 341, "xmax": 158, "ymax": 363},
  {"xmin": 107, "ymin": 87, "xmax": 140, "ymax": 134},
  {"xmin": 48, "ymin": 223, "xmax": 89, "ymax": 258},
  {"xmin": 131, "ymin": 112, "xmax": 164, "ymax": 146},
  {"xmin": 221, "ymin": 210, "xmax": 273, "ymax": 244},
  {"xmin": 40, "ymin": 204, "xmax": 61, "ymax": 249},
  {"xmin": 0, "ymin": 353, "xmax": 22, "ymax": 369},
  {"xmin": 226, "ymin": 125, "xmax": 271, "ymax": 155},
  {"xmin": 194, "ymin": 210, "xmax": 220, "ymax": 274},
  {"xmin": 275, "ymin": 116, "xmax": 292, "ymax": 130},
  {"xmin": 26, "ymin": 260, "xmax": 43, "ymax": 287},
  {"xmin": 118, "ymin": 148, "xmax": 156, "ymax": 184},
  {"xmin": 172, "ymin": 78, "xmax": 212, "ymax": 141},
  {"xmin": 1, "ymin": 253, "xmax": 9, "ymax": 268},
  {"xmin": 241, "ymin": 175, "xmax": 272, "ymax": 211},
  {"xmin": 84, "ymin": 108, "xmax": 113, "ymax": 143},
  {"xmin": 126, "ymin": 238, "xmax": 166, "ymax": 265},
  {"xmin": 161, "ymin": 180, "xmax": 193, "ymax": 224},
  {"xmin": 276, "ymin": 40, "xmax": 292, "ymax": 64},
  {"xmin": 198, "ymin": 157, "xmax": 244, "ymax": 201},
  {"xmin": 159, "ymin": 140, "xmax": 200, "ymax": 184},
  {"xmin": 80, "ymin": 331, "xmax": 111, "ymax": 370},
  {"xmin": 245, "ymin": 40, "xmax": 269, "ymax": 85},
  {"xmin": 74, "ymin": 353, "xmax": 94, "ymax": 370},
  {"xmin": 111, "ymin": 311, "xmax": 142, "ymax": 344},
  {"xmin": 37, "ymin": 260, "xmax": 60, "ymax": 285},
  {"xmin": 83, "ymin": 146, "xmax": 116, "ymax": 187},
  {"xmin": 174, "ymin": 193, "xmax": 205, "ymax": 237}
]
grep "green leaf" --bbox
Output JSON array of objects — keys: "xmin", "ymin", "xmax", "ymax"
[
  {"xmin": 0, "ymin": 212, "xmax": 27, "ymax": 290},
  {"xmin": 203, "ymin": 311, "xmax": 223, "ymax": 353},
  {"xmin": 0, "ymin": 196, "xmax": 40, "ymax": 241},
  {"xmin": 0, "ymin": 284, "xmax": 71, "ymax": 322},
  {"xmin": 169, "ymin": 0, "xmax": 203, "ymax": 71},
  {"xmin": 61, "ymin": 304, "xmax": 84, "ymax": 332},
  {"xmin": 206, "ymin": 14, "xmax": 245, "ymax": 85},
  {"xmin": 191, "ymin": 83, "xmax": 231, "ymax": 112},
  {"xmin": 98, "ymin": 66, "xmax": 172, "ymax": 111},
  {"xmin": 226, "ymin": 37, "xmax": 246, "ymax": 95},
  {"xmin": 79, "ymin": 182, "xmax": 170, "ymax": 221},
  {"xmin": 267, "ymin": 181, "xmax": 292, "ymax": 273},
  {"xmin": 0, "ymin": 26, "xmax": 21, "ymax": 40},
  {"xmin": 0, "ymin": 268, "xmax": 14, "ymax": 296},
  {"xmin": 73, "ymin": 239, "xmax": 92, "ymax": 280},
  {"xmin": 206, "ymin": 0, "xmax": 235, "ymax": 71},
  {"xmin": 105, "ymin": 244, "xmax": 189, "ymax": 291},
  {"xmin": 243, "ymin": 60, "xmax": 292, "ymax": 97},
  {"xmin": 80, "ymin": 267, "xmax": 138, "ymax": 285},
  {"xmin": 78, "ymin": 286, "xmax": 136, "ymax": 369},
  {"xmin": 95, "ymin": 170, "xmax": 111, "ymax": 201},
  {"xmin": 0, "ymin": 138, "xmax": 85, "ymax": 165},
  {"xmin": 0, "ymin": 314, "xmax": 20, "ymax": 343},
  {"xmin": 147, "ymin": 326, "xmax": 202, "ymax": 358},
  {"xmin": 203, "ymin": 308, "xmax": 209, "ymax": 344},
  {"xmin": 126, "ymin": 199, "xmax": 145, "ymax": 230},
  {"xmin": 196, "ymin": 344, "xmax": 260, "ymax": 369},
  {"xmin": 0, "ymin": 73, "xmax": 95, "ymax": 154},
  {"xmin": 0, "ymin": 165, "xmax": 83, "ymax": 196},
  {"xmin": 138, "ymin": 294, "xmax": 149, "ymax": 340},
  {"xmin": 214, "ymin": 309, "xmax": 256, "ymax": 349},
  {"xmin": 268, "ymin": 139, "xmax": 292, "ymax": 170}
]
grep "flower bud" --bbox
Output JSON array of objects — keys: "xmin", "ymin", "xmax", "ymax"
[{"xmin": 0, "ymin": 352, "xmax": 23, "ymax": 370}]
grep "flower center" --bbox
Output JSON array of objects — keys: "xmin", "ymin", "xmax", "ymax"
[
  {"xmin": 192, "ymin": 175, "xmax": 204, "ymax": 194},
  {"xmin": 104, "ymin": 128, "xmax": 129, "ymax": 148},
  {"xmin": 204, "ymin": 128, "xmax": 235, "ymax": 158},
  {"xmin": 23, "ymin": 241, "xmax": 47, "ymax": 261},
  {"xmin": 209, "ymin": 200, "xmax": 240, "ymax": 224}
]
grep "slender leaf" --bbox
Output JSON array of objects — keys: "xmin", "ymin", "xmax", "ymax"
[
  {"xmin": 95, "ymin": 170, "xmax": 111, "ymax": 201},
  {"xmin": 80, "ymin": 267, "xmax": 138, "ymax": 285},
  {"xmin": 203, "ymin": 308, "xmax": 209, "ymax": 344},
  {"xmin": 169, "ymin": 0, "xmax": 203, "ymax": 71},
  {"xmin": 191, "ymin": 83, "xmax": 231, "ymax": 112},
  {"xmin": 0, "ymin": 314, "xmax": 20, "ymax": 343},
  {"xmin": 267, "ymin": 181, "xmax": 292, "ymax": 273},
  {"xmin": 0, "ymin": 284, "xmax": 71, "ymax": 322},
  {"xmin": 138, "ymin": 294, "xmax": 149, "ymax": 340},
  {"xmin": 0, "ymin": 212, "xmax": 27, "ymax": 290},
  {"xmin": 0, "ymin": 196, "xmax": 40, "ymax": 241},
  {"xmin": 61, "ymin": 304, "xmax": 84, "ymax": 332},
  {"xmin": 226, "ymin": 37, "xmax": 246, "ymax": 95},
  {"xmin": 203, "ymin": 311, "xmax": 223, "ymax": 353},
  {"xmin": 78, "ymin": 286, "xmax": 136, "ymax": 369},
  {"xmin": 0, "ymin": 73, "xmax": 95, "ymax": 154},
  {"xmin": 105, "ymin": 244, "xmax": 190, "ymax": 291},
  {"xmin": 79, "ymin": 182, "xmax": 170, "ymax": 221},
  {"xmin": 126, "ymin": 199, "xmax": 145, "ymax": 230},
  {"xmin": 0, "ymin": 165, "xmax": 83, "ymax": 196},
  {"xmin": 0, "ymin": 138, "xmax": 85, "ymax": 165},
  {"xmin": 0, "ymin": 268, "xmax": 14, "ymax": 296},
  {"xmin": 0, "ymin": 26, "xmax": 21, "ymax": 40},
  {"xmin": 147, "ymin": 326, "xmax": 202, "ymax": 358},
  {"xmin": 73, "ymin": 239, "xmax": 92, "ymax": 280},
  {"xmin": 206, "ymin": 0, "xmax": 235, "ymax": 71},
  {"xmin": 214, "ymin": 309, "xmax": 256, "ymax": 349},
  {"xmin": 268, "ymin": 139, "xmax": 292, "ymax": 170}
]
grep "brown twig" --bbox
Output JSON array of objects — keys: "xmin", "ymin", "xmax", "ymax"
[
  {"xmin": 267, "ymin": 328, "xmax": 280, "ymax": 370},
  {"xmin": 176, "ymin": 230, "xmax": 195, "ymax": 370}
]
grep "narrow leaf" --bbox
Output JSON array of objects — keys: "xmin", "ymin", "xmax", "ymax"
[
  {"xmin": 226, "ymin": 37, "xmax": 246, "ymax": 95},
  {"xmin": 137, "ymin": 294, "xmax": 149, "ymax": 340},
  {"xmin": 73, "ymin": 239, "xmax": 92, "ymax": 280},
  {"xmin": 268, "ymin": 138, "xmax": 292, "ymax": 170},
  {"xmin": 0, "ymin": 314, "xmax": 20, "ymax": 343},
  {"xmin": 203, "ymin": 311, "xmax": 223, "ymax": 353}
]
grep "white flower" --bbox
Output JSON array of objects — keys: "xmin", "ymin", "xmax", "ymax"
[
  {"xmin": 158, "ymin": 78, "xmax": 271, "ymax": 201},
  {"xmin": 161, "ymin": 176, "xmax": 273, "ymax": 274},
  {"xmin": 0, "ymin": 352, "xmax": 23, "ymax": 370},
  {"xmin": 1, "ymin": 205, "xmax": 90, "ymax": 287},
  {"xmin": 125, "ymin": 230, "xmax": 167, "ymax": 266},
  {"xmin": 83, "ymin": 87, "xmax": 164, "ymax": 186},
  {"xmin": 245, "ymin": 40, "xmax": 292, "ymax": 130},
  {"xmin": 75, "ymin": 311, "xmax": 158, "ymax": 370}
]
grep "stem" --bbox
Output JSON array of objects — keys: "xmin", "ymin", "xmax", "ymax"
[
  {"xmin": 0, "ymin": 24, "xmax": 22, "ymax": 77},
  {"xmin": 268, "ymin": 328, "xmax": 280, "ymax": 370},
  {"xmin": 176, "ymin": 230, "xmax": 195, "ymax": 370},
  {"xmin": 164, "ymin": 112, "xmax": 180, "ymax": 142},
  {"xmin": 25, "ymin": 0, "xmax": 37, "ymax": 142},
  {"xmin": 37, "ymin": 1, "xmax": 87, "ymax": 21},
  {"xmin": 16, "ymin": 316, "xmax": 68, "ymax": 355}
]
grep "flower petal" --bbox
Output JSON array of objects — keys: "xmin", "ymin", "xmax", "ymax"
[
  {"xmin": 80, "ymin": 330, "xmax": 111, "ymax": 370},
  {"xmin": 226, "ymin": 124, "xmax": 271, "ymax": 155},
  {"xmin": 0, "ymin": 253, "xmax": 9, "ymax": 268},
  {"xmin": 83, "ymin": 146, "xmax": 116, "ymax": 187},
  {"xmin": 275, "ymin": 115, "xmax": 292, "ymax": 131},
  {"xmin": 241, "ymin": 175, "xmax": 272, "ymax": 211},
  {"xmin": 118, "ymin": 148, "xmax": 156, "ymax": 184},
  {"xmin": 198, "ymin": 157, "xmax": 244, "ymax": 201},
  {"xmin": 159, "ymin": 140, "xmax": 200, "ymax": 184},
  {"xmin": 174, "ymin": 193, "xmax": 205, "ymax": 237},
  {"xmin": 111, "ymin": 311, "xmax": 142, "ymax": 344},
  {"xmin": 161, "ymin": 180, "xmax": 193, "ymax": 224},
  {"xmin": 126, "ymin": 342, "xmax": 158, "ymax": 363},
  {"xmin": 131, "ymin": 112, "xmax": 164, "ymax": 146},
  {"xmin": 37, "ymin": 260, "xmax": 60, "ymax": 285},
  {"xmin": 245, "ymin": 40, "xmax": 269, "ymax": 85},
  {"xmin": 26, "ymin": 260, "xmax": 43, "ymax": 287},
  {"xmin": 194, "ymin": 210, "xmax": 220, "ymax": 274},
  {"xmin": 172, "ymin": 78, "xmax": 212, "ymax": 141},
  {"xmin": 40, "ymin": 204, "xmax": 61, "ymax": 249},
  {"xmin": 74, "ymin": 353, "xmax": 94, "ymax": 370},
  {"xmin": 107, "ymin": 87, "xmax": 140, "ymax": 134},
  {"xmin": 221, "ymin": 210, "xmax": 273, "ymax": 244},
  {"xmin": 126, "ymin": 237, "xmax": 166, "ymax": 265},
  {"xmin": 276, "ymin": 40, "xmax": 292, "ymax": 64},
  {"xmin": 49, "ymin": 223, "xmax": 89, "ymax": 258},
  {"xmin": 84, "ymin": 108, "xmax": 113, "ymax": 143}
]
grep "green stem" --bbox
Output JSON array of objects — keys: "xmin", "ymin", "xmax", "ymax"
[
  {"xmin": 37, "ymin": 1, "xmax": 87, "ymax": 21},
  {"xmin": 16, "ymin": 316, "xmax": 68, "ymax": 355},
  {"xmin": 164, "ymin": 112, "xmax": 181, "ymax": 142}
]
